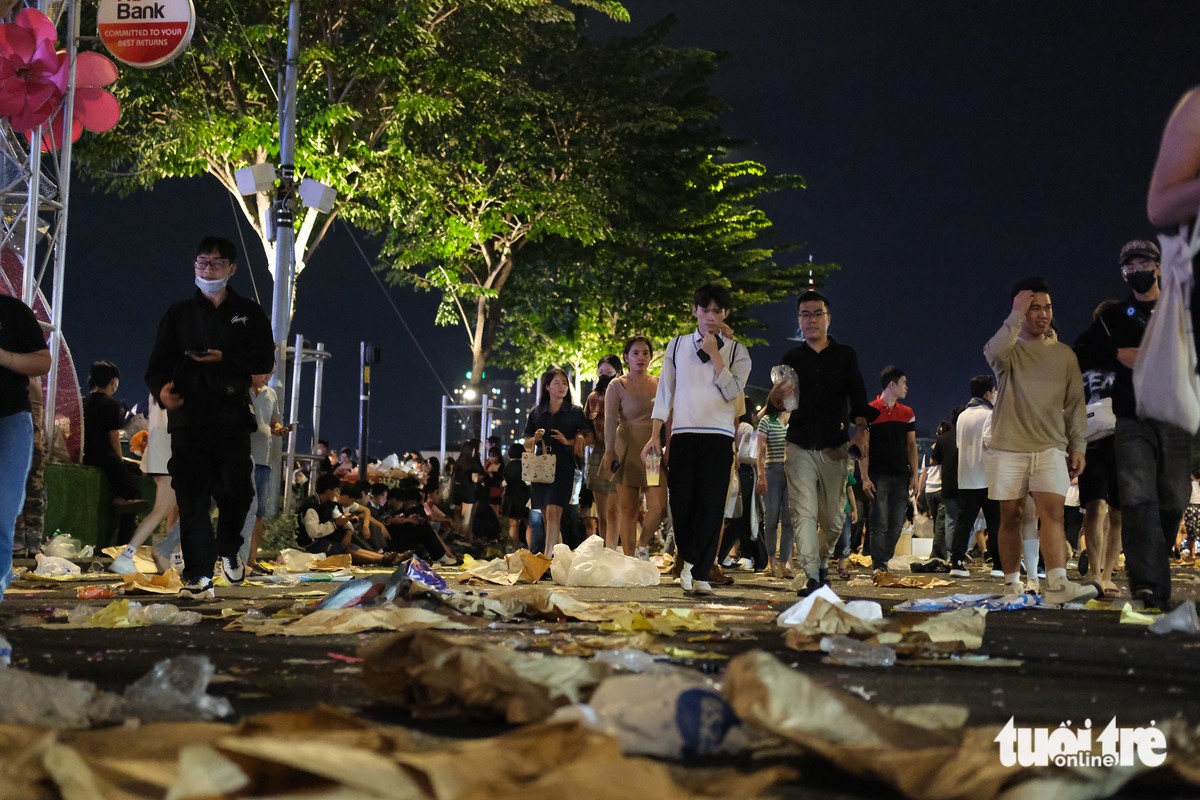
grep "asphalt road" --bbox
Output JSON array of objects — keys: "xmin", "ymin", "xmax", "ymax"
[{"xmin": 3, "ymin": 554, "xmax": 1199, "ymax": 799}]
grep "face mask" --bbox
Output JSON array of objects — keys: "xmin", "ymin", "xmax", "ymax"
[
  {"xmin": 195, "ymin": 275, "xmax": 228, "ymax": 295},
  {"xmin": 1125, "ymin": 271, "xmax": 1158, "ymax": 294}
]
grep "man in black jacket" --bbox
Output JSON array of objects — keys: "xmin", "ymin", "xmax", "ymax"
[{"xmin": 145, "ymin": 236, "xmax": 275, "ymax": 598}]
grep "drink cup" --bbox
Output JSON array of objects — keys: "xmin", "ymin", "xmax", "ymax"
[{"xmin": 645, "ymin": 453, "xmax": 661, "ymax": 486}]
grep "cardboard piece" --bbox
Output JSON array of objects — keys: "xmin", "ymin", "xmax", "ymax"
[{"xmin": 235, "ymin": 606, "xmax": 475, "ymax": 636}]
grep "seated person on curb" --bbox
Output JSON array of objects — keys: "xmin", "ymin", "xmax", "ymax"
[
  {"xmin": 338, "ymin": 483, "xmax": 392, "ymax": 551},
  {"xmin": 296, "ymin": 474, "xmax": 405, "ymax": 567},
  {"xmin": 384, "ymin": 485, "xmax": 457, "ymax": 565}
]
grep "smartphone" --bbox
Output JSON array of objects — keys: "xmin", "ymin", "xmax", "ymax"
[{"xmin": 185, "ymin": 349, "xmax": 210, "ymax": 357}]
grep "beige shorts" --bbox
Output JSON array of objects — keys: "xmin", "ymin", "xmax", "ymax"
[{"xmin": 986, "ymin": 448, "xmax": 1070, "ymax": 501}]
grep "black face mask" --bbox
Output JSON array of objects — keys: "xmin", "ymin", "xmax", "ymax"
[{"xmin": 1126, "ymin": 271, "xmax": 1158, "ymax": 295}]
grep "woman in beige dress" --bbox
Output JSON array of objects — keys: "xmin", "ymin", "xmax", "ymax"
[{"xmin": 605, "ymin": 336, "xmax": 668, "ymax": 559}]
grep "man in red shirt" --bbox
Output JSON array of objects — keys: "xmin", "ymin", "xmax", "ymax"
[{"xmin": 861, "ymin": 366, "xmax": 918, "ymax": 573}]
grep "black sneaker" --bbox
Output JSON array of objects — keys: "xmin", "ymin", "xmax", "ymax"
[
  {"xmin": 179, "ymin": 576, "xmax": 215, "ymax": 600},
  {"xmin": 221, "ymin": 554, "xmax": 245, "ymax": 585},
  {"xmin": 818, "ymin": 567, "xmax": 828, "ymax": 586},
  {"xmin": 796, "ymin": 577, "xmax": 821, "ymax": 597},
  {"xmin": 948, "ymin": 560, "xmax": 970, "ymax": 578}
]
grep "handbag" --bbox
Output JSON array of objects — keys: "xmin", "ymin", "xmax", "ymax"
[
  {"xmin": 1085, "ymin": 397, "xmax": 1116, "ymax": 442},
  {"xmin": 1133, "ymin": 220, "xmax": 1200, "ymax": 432},
  {"xmin": 521, "ymin": 452, "xmax": 557, "ymax": 484},
  {"xmin": 724, "ymin": 469, "xmax": 742, "ymax": 518}
]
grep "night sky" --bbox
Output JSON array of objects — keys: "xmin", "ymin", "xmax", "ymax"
[{"xmin": 56, "ymin": 1, "xmax": 1199, "ymax": 454}]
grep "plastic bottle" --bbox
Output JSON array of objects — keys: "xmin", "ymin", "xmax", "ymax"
[
  {"xmin": 0, "ymin": 634, "xmax": 11, "ymax": 666},
  {"xmin": 819, "ymin": 634, "xmax": 896, "ymax": 667}
]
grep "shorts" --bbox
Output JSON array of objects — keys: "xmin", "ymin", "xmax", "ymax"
[
  {"xmin": 986, "ymin": 447, "xmax": 1069, "ymax": 501},
  {"xmin": 1078, "ymin": 437, "xmax": 1119, "ymax": 509},
  {"xmin": 254, "ymin": 464, "xmax": 273, "ymax": 518}
]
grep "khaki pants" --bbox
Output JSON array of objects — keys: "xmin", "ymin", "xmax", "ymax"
[{"xmin": 785, "ymin": 443, "xmax": 849, "ymax": 580}]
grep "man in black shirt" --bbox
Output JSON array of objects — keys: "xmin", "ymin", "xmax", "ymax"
[
  {"xmin": 0, "ymin": 294, "xmax": 51, "ymax": 603},
  {"xmin": 145, "ymin": 236, "xmax": 275, "ymax": 599},
  {"xmin": 82, "ymin": 360, "xmax": 142, "ymax": 542},
  {"xmin": 1074, "ymin": 239, "xmax": 1189, "ymax": 608},
  {"xmin": 768, "ymin": 289, "xmax": 876, "ymax": 596}
]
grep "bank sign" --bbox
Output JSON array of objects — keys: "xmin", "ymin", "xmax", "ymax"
[{"xmin": 97, "ymin": 0, "xmax": 196, "ymax": 69}]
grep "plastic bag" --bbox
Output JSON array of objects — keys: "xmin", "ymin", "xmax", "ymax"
[
  {"xmin": 43, "ymin": 534, "xmax": 83, "ymax": 559},
  {"xmin": 1149, "ymin": 600, "xmax": 1200, "ymax": 635},
  {"xmin": 551, "ymin": 535, "xmax": 661, "ymax": 587},
  {"xmin": 277, "ymin": 548, "xmax": 322, "ymax": 572},
  {"xmin": 34, "ymin": 554, "xmax": 82, "ymax": 577},
  {"xmin": 121, "ymin": 655, "xmax": 233, "ymax": 721},
  {"xmin": 770, "ymin": 364, "xmax": 799, "ymax": 411},
  {"xmin": 1134, "ymin": 226, "xmax": 1200, "ymax": 432},
  {"xmin": 585, "ymin": 671, "xmax": 750, "ymax": 758}
]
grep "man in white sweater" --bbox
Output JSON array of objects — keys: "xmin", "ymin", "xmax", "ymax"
[
  {"xmin": 984, "ymin": 278, "xmax": 1097, "ymax": 605},
  {"xmin": 644, "ymin": 284, "xmax": 751, "ymax": 596}
]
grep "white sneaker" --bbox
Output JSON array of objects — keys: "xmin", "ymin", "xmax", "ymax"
[
  {"xmin": 737, "ymin": 557, "xmax": 754, "ymax": 571},
  {"xmin": 221, "ymin": 554, "xmax": 245, "ymax": 585},
  {"xmin": 678, "ymin": 561, "xmax": 695, "ymax": 592},
  {"xmin": 990, "ymin": 569, "xmax": 1005, "ymax": 578},
  {"xmin": 1044, "ymin": 579, "xmax": 1099, "ymax": 606},
  {"xmin": 688, "ymin": 580, "xmax": 714, "ymax": 596},
  {"xmin": 437, "ymin": 554, "xmax": 457, "ymax": 566},
  {"xmin": 179, "ymin": 576, "xmax": 215, "ymax": 600},
  {"xmin": 110, "ymin": 554, "xmax": 137, "ymax": 575}
]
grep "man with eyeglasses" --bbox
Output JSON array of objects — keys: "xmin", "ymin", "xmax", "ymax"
[
  {"xmin": 1074, "ymin": 239, "xmax": 1188, "ymax": 609},
  {"xmin": 766, "ymin": 289, "xmax": 876, "ymax": 597},
  {"xmin": 145, "ymin": 236, "xmax": 274, "ymax": 599}
]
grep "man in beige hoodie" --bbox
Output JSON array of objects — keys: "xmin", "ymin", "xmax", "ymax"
[{"xmin": 984, "ymin": 277, "xmax": 1098, "ymax": 605}]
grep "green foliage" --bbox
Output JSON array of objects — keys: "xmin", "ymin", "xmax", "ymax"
[{"xmin": 260, "ymin": 511, "xmax": 298, "ymax": 554}]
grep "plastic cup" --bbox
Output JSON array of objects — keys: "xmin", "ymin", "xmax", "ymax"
[{"xmin": 644, "ymin": 453, "xmax": 661, "ymax": 486}]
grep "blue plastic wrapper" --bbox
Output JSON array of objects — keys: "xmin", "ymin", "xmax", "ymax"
[
  {"xmin": 892, "ymin": 593, "xmax": 1043, "ymax": 613},
  {"xmin": 407, "ymin": 556, "xmax": 451, "ymax": 594}
]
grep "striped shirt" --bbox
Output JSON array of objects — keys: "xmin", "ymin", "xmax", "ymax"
[{"xmin": 757, "ymin": 414, "xmax": 788, "ymax": 464}]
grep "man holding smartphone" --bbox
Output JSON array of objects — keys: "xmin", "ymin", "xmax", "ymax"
[{"xmin": 145, "ymin": 236, "xmax": 275, "ymax": 599}]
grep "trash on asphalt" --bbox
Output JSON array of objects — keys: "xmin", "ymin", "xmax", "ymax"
[
  {"xmin": 100, "ymin": 544, "xmax": 159, "ymax": 573},
  {"xmin": 275, "ymin": 548, "xmax": 324, "ymax": 572},
  {"xmin": 592, "ymin": 648, "xmax": 662, "ymax": 673},
  {"xmin": 819, "ymin": 634, "xmax": 896, "ymax": 667},
  {"xmin": 776, "ymin": 584, "xmax": 882, "ymax": 627},
  {"xmin": 231, "ymin": 606, "xmax": 475, "ymax": 636},
  {"xmin": 33, "ymin": 553, "xmax": 81, "ymax": 577},
  {"xmin": 43, "ymin": 533, "xmax": 93, "ymax": 559},
  {"xmin": 892, "ymin": 593, "xmax": 1042, "ymax": 612},
  {"xmin": 599, "ymin": 607, "xmax": 717, "ymax": 635},
  {"xmin": 49, "ymin": 599, "xmax": 201, "ymax": 628},
  {"xmin": 122, "ymin": 655, "xmax": 233, "ymax": 722},
  {"xmin": 458, "ymin": 548, "xmax": 553, "ymax": 585},
  {"xmin": 75, "ymin": 585, "xmax": 119, "ymax": 599},
  {"xmin": 121, "ymin": 568, "xmax": 184, "ymax": 594},
  {"xmin": 407, "ymin": 556, "xmax": 451, "ymax": 593},
  {"xmin": 1148, "ymin": 600, "xmax": 1198, "ymax": 634},
  {"xmin": 361, "ymin": 629, "xmax": 610, "ymax": 723},
  {"xmin": 551, "ymin": 535, "xmax": 661, "ymax": 587},
  {"xmin": 0, "ymin": 666, "xmax": 114, "ymax": 727},
  {"xmin": 579, "ymin": 670, "xmax": 753, "ymax": 758},
  {"xmin": 871, "ymin": 572, "xmax": 953, "ymax": 589},
  {"xmin": 1119, "ymin": 605, "xmax": 1160, "ymax": 625},
  {"xmin": 0, "ymin": 633, "xmax": 10, "ymax": 666}
]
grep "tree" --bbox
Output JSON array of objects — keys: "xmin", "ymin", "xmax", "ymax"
[
  {"xmin": 73, "ymin": 0, "xmax": 628, "ymax": 304},
  {"xmin": 379, "ymin": 15, "xmax": 826, "ymax": 395}
]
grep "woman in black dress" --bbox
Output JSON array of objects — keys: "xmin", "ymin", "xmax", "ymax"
[{"xmin": 524, "ymin": 366, "xmax": 589, "ymax": 555}]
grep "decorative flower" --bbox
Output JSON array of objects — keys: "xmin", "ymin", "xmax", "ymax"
[
  {"xmin": 0, "ymin": 8, "xmax": 68, "ymax": 131},
  {"xmin": 0, "ymin": 8, "xmax": 120, "ymax": 152}
]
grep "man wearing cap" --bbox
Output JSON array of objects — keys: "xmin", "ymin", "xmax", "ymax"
[{"xmin": 1074, "ymin": 239, "xmax": 1190, "ymax": 609}]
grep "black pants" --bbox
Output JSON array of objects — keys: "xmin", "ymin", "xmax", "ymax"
[
  {"xmin": 668, "ymin": 433, "xmax": 734, "ymax": 582},
  {"xmin": 169, "ymin": 426, "xmax": 254, "ymax": 583},
  {"xmin": 720, "ymin": 463, "xmax": 767, "ymax": 568},
  {"xmin": 949, "ymin": 487, "xmax": 1001, "ymax": 565},
  {"xmin": 387, "ymin": 521, "xmax": 444, "ymax": 562},
  {"xmin": 87, "ymin": 453, "xmax": 141, "ymax": 544}
]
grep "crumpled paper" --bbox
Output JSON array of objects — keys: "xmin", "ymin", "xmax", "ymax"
[
  {"xmin": 234, "ymin": 606, "xmax": 476, "ymax": 636},
  {"xmin": 722, "ymin": 650, "xmax": 1158, "ymax": 800},
  {"xmin": 361, "ymin": 630, "xmax": 610, "ymax": 723},
  {"xmin": 782, "ymin": 597, "xmax": 884, "ymax": 649},
  {"xmin": 459, "ymin": 549, "xmax": 553, "ymax": 585},
  {"xmin": 122, "ymin": 568, "xmax": 184, "ymax": 594},
  {"xmin": 599, "ymin": 608, "xmax": 717, "ymax": 635},
  {"xmin": 873, "ymin": 571, "xmax": 954, "ymax": 589}
]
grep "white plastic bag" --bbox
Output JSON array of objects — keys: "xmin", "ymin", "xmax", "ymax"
[
  {"xmin": 770, "ymin": 364, "xmax": 799, "ymax": 411},
  {"xmin": 34, "ymin": 554, "xmax": 82, "ymax": 577},
  {"xmin": 585, "ymin": 671, "xmax": 751, "ymax": 758},
  {"xmin": 43, "ymin": 534, "xmax": 82, "ymax": 559},
  {"xmin": 551, "ymin": 535, "xmax": 660, "ymax": 587},
  {"xmin": 277, "ymin": 548, "xmax": 322, "ymax": 572},
  {"xmin": 1134, "ymin": 226, "xmax": 1200, "ymax": 432}
]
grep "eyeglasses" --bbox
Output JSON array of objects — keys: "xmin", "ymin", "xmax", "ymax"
[
  {"xmin": 194, "ymin": 257, "xmax": 231, "ymax": 271},
  {"xmin": 798, "ymin": 311, "xmax": 827, "ymax": 321}
]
